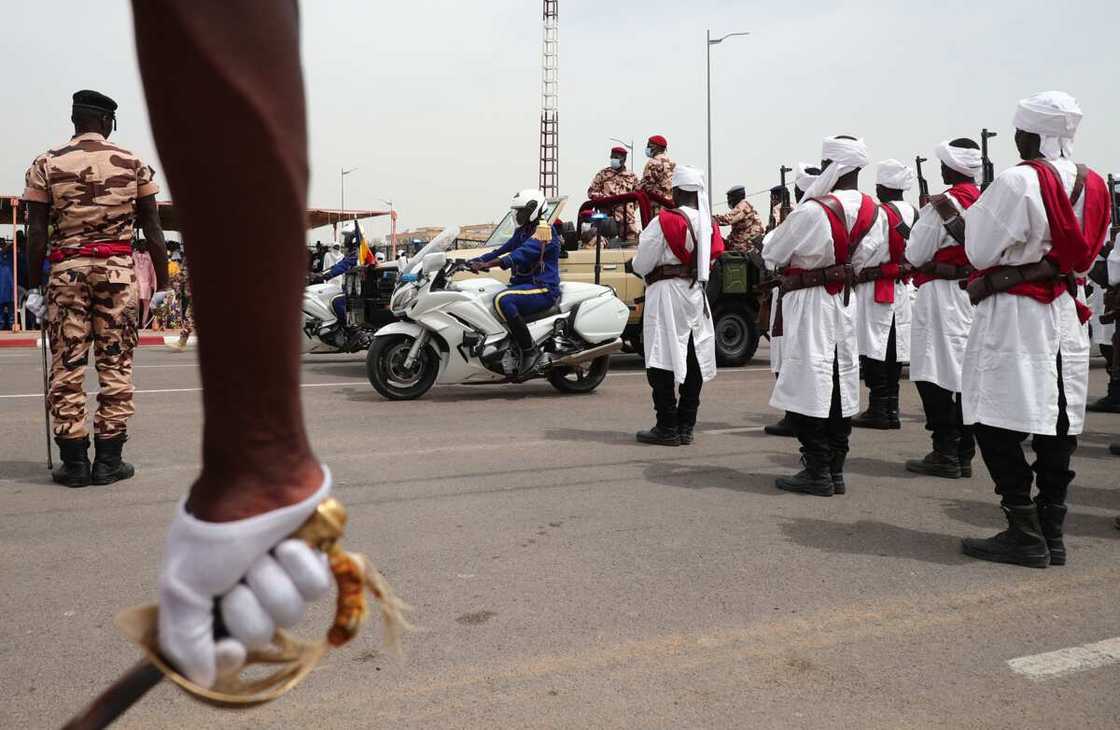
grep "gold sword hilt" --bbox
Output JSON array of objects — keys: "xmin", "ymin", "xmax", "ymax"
[{"xmin": 115, "ymin": 498, "xmax": 411, "ymax": 706}]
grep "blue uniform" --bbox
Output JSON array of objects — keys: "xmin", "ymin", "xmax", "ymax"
[
  {"xmin": 475, "ymin": 223, "xmax": 561, "ymax": 321},
  {"xmin": 322, "ymin": 253, "xmax": 357, "ymax": 322}
]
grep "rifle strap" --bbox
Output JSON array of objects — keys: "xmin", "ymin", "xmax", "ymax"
[
  {"xmin": 1070, "ymin": 164, "xmax": 1088, "ymax": 206},
  {"xmin": 930, "ymin": 194, "xmax": 966, "ymax": 245},
  {"xmin": 884, "ymin": 202, "xmax": 914, "ymax": 240}
]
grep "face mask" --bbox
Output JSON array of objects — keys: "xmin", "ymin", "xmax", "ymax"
[
  {"xmin": 645, "ymin": 147, "xmax": 655, "ymax": 159},
  {"xmin": 609, "ymin": 158, "xmax": 622, "ymax": 170}
]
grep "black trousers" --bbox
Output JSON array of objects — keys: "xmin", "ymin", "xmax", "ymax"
[
  {"xmin": 974, "ymin": 352, "xmax": 1076, "ymax": 507},
  {"xmin": 647, "ymin": 334, "xmax": 703, "ymax": 429},
  {"xmin": 915, "ymin": 380, "xmax": 976, "ymax": 459},
  {"xmin": 790, "ymin": 354, "xmax": 851, "ymax": 471},
  {"xmin": 861, "ymin": 319, "xmax": 901, "ymax": 402}
]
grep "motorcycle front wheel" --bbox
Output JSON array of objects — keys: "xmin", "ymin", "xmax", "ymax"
[
  {"xmin": 547, "ymin": 355, "xmax": 610, "ymax": 394},
  {"xmin": 366, "ymin": 334, "xmax": 440, "ymax": 400}
]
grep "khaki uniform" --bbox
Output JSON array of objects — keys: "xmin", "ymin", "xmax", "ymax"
[
  {"xmin": 640, "ymin": 153, "xmax": 676, "ymax": 210},
  {"xmin": 714, "ymin": 200, "xmax": 766, "ymax": 253},
  {"xmin": 587, "ymin": 166, "xmax": 639, "ymax": 238},
  {"xmin": 23, "ymin": 132, "xmax": 158, "ymax": 440}
]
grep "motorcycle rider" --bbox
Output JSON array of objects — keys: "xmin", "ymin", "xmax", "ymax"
[
  {"xmin": 468, "ymin": 189, "xmax": 561, "ymax": 375},
  {"xmin": 309, "ymin": 226, "xmax": 361, "ymax": 323}
]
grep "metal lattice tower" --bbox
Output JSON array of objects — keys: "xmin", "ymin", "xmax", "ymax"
[{"xmin": 538, "ymin": 0, "xmax": 559, "ymax": 197}]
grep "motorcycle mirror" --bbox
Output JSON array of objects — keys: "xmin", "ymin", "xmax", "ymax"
[{"xmin": 421, "ymin": 252, "xmax": 447, "ymax": 274}]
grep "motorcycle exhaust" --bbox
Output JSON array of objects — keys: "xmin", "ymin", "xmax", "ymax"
[{"xmin": 552, "ymin": 340, "xmax": 624, "ymax": 368}]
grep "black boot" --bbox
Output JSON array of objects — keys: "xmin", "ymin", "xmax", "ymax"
[
  {"xmin": 678, "ymin": 409, "xmax": 697, "ymax": 446},
  {"xmin": 506, "ymin": 314, "xmax": 542, "ymax": 375},
  {"xmin": 764, "ymin": 414, "xmax": 796, "ymax": 437},
  {"xmin": 92, "ymin": 434, "xmax": 135, "ymax": 486},
  {"xmin": 884, "ymin": 361, "xmax": 902, "ymax": 429},
  {"xmin": 1111, "ymin": 443, "xmax": 1120, "ymax": 456},
  {"xmin": 1035, "ymin": 500, "xmax": 1067, "ymax": 566},
  {"xmin": 884, "ymin": 395, "xmax": 901, "ymax": 430},
  {"xmin": 961, "ymin": 504, "xmax": 1050, "ymax": 568},
  {"xmin": 637, "ymin": 422, "xmax": 680, "ymax": 446},
  {"xmin": 905, "ymin": 431, "xmax": 962, "ymax": 478},
  {"xmin": 829, "ymin": 450, "xmax": 847, "ymax": 495},
  {"xmin": 852, "ymin": 358, "xmax": 892, "ymax": 429},
  {"xmin": 851, "ymin": 398, "xmax": 892, "ymax": 429},
  {"xmin": 52, "ymin": 436, "xmax": 92, "ymax": 488},
  {"xmin": 1086, "ymin": 372, "xmax": 1120, "ymax": 413},
  {"xmin": 638, "ymin": 369, "xmax": 679, "ymax": 446},
  {"xmin": 776, "ymin": 453, "xmax": 834, "ymax": 497},
  {"xmin": 958, "ymin": 444, "xmax": 976, "ymax": 479}
]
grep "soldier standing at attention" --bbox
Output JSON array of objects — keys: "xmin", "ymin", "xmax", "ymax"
[
  {"xmin": 713, "ymin": 186, "xmax": 766, "ymax": 253},
  {"xmin": 587, "ymin": 146, "xmax": 640, "ymax": 241},
  {"xmin": 22, "ymin": 90, "xmax": 169, "ymax": 487},
  {"xmin": 640, "ymin": 134, "xmax": 676, "ymax": 213}
]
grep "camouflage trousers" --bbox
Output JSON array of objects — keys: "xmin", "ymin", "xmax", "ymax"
[
  {"xmin": 46, "ymin": 256, "xmax": 138, "ymax": 440},
  {"xmin": 179, "ymin": 301, "xmax": 194, "ymax": 339}
]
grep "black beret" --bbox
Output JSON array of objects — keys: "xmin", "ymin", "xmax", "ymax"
[
  {"xmin": 727, "ymin": 186, "xmax": 746, "ymax": 197},
  {"xmin": 72, "ymin": 90, "xmax": 118, "ymax": 115}
]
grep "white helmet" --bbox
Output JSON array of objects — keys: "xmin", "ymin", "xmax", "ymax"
[{"xmin": 510, "ymin": 188, "xmax": 546, "ymax": 227}]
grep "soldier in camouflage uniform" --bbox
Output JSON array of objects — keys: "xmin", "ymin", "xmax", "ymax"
[
  {"xmin": 640, "ymin": 134, "xmax": 676, "ymax": 212},
  {"xmin": 587, "ymin": 146, "xmax": 639, "ymax": 240},
  {"xmin": 169, "ymin": 264, "xmax": 194, "ymax": 351},
  {"xmin": 22, "ymin": 90, "xmax": 169, "ymax": 487},
  {"xmin": 713, "ymin": 186, "xmax": 766, "ymax": 253}
]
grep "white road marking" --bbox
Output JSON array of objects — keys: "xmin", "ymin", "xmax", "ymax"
[
  {"xmin": 1007, "ymin": 637, "xmax": 1120, "ymax": 681},
  {"xmin": 699, "ymin": 426, "xmax": 766, "ymax": 435},
  {"xmin": 0, "ymin": 363, "xmax": 771, "ymax": 399}
]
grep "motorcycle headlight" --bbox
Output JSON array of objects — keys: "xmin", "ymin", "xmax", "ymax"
[{"xmin": 390, "ymin": 284, "xmax": 419, "ymax": 315}]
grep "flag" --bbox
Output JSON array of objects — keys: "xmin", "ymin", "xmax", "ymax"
[{"xmin": 354, "ymin": 219, "xmax": 376, "ymax": 265}]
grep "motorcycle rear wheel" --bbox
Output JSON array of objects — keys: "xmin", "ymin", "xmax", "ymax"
[
  {"xmin": 367, "ymin": 334, "xmax": 439, "ymax": 400},
  {"xmin": 547, "ymin": 355, "xmax": 610, "ymax": 394}
]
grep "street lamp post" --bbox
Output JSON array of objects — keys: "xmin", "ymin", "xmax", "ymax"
[
  {"xmin": 340, "ymin": 166, "xmax": 358, "ymax": 223},
  {"xmin": 379, "ymin": 198, "xmax": 397, "ymax": 259},
  {"xmin": 706, "ymin": 29, "xmax": 749, "ymax": 195}
]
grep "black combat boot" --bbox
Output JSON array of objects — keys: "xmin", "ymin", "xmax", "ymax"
[
  {"xmin": 677, "ymin": 409, "xmax": 697, "ymax": 446},
  {"xmin": 961, "ymin": 504, "xmax": 1050, "ymax": 568},
  {"xmin": 764, "ymin": 414, "xmax": 796, "ymax": 437},
  {"xmin": 638, "ymin": 370, "xmax": 680, "ymax": 446},
  {"xmin": 1035, "ymin": 500, "xmax": 1068, "ymax": 566},
  {"xmin": 636, "ymin": 420, "xmax": 680, "ymax": 446},
  {"xmin": 852, "ymin": 359, "xmax": 892, "ymax": 429},
  {"xmin": 829, "ymin": 451, "xmax": 847, "ymax": 495},
  {"xmin": 884, "ymin": 395, "xmax": 901, "ymax": 430},
  {"xmin": 905, "ymin": 431, "xmax": 962, "ymax": 478},
  {"xmin": 958, "ymin": 443, "xmax": 976, "ymax": 479},
  {"xmin": 506, "ymin": 314, "xmax": 542, "ymax": 375},
  {"xmin": 92, "ymin": 434, "xmax": 136, "ymax": 486},
  {"xmin": 52, "ymin": 436, "xmax": 92, "ymax": 488},
  {"xmin": 776, "ymin": 453, "xmax": 834, "ymax": 497},
  {"xmin": 1111, "ymin": 443, "xmax": 1120, "ymax": 456},
  {"xmin": 1085, "ymin": 375, "xmax": 1120, "ymax": 413}
]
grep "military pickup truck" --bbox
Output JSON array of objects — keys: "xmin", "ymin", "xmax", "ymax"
[{"xmin": 344, "ymin": 191, "xmax": 768, "ymax": 365}]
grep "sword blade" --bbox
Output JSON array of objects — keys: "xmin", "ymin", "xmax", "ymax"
[{"xmin": 61, "ymin": 660, "xmax": 164, "ymax": 730}]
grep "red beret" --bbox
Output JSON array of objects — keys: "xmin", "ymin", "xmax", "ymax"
[
  {"xmin": 610, "ymin": 146, "xmax": 627, "ymax": 155},
  {"xmin": 648, "ymin": 135, "xmax": 667, "ymax": 148}
]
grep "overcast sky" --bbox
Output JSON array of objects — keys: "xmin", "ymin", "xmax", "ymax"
[{"xmin": 4, "ymin": 0, "xmax": 1118, "ymax": 242}]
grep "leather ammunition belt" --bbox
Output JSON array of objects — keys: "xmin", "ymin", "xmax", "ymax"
[
  {"xmin": 916, "ymin": 261, "xmax": 973, "ymax": 281},
  {"xmin": 780, "ymin": 264, "xmax": 854, "ymax": 293},
  {"xmin": 644, "ymin": 263, "xmax": 695, "ymax": 286},
  {"xmin": 855, "ymin": 263, "xmax": 913, "ymax": 284},
  {"xmin": 49, "ymin": 241, "xmax": 132, "ymax": 263},
  {"xmin": 963, "ymin": 259, "xmax": 1075, "ymax": 306}
]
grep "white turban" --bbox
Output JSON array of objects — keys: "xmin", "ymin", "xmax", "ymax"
[
  {"xmin": 794, "ymin": 162, "xmax": 818, "ymax": 194},
  {"xmin": 801, "ymin": 136, "xmax": 870, "ymax": 201},
  {"xmin": 935, "ymin": 141, "xmax": 982, "ymax": 180},
  {"xmin": 670, "ymin": 164, "xmax": 712, "ymax": 283},
  {"xmin": 1013, "ymin": 90, "xmax": 1082, "ymax": 160},
  {"xmin": 876, "ymin": 159, "xmax": 915, "ymax": 191}
]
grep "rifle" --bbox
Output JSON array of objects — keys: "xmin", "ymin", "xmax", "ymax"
[
  {"xmin": 981, "ymin": 128, "xmax": 997, "ymax": 191},
  {"xmin": 778, "ymin": 165, "xmax": 793, "ymax": 220},
  {"xmin": 915, "ymin": 156, "xmax": 930, "ymax": 208}
]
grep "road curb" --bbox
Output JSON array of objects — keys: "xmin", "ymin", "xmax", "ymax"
[{"xmin": 0, "ymin": 334, "xmax": 196, "ymax": 349}]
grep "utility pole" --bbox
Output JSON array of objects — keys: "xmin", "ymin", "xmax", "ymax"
[
  {"xmin": 706, "ymin": 30, "xmax": 749, "ymax": 193},
  {"xmin": 539, "ymin": 0, "xmax": 559, "ymax": 197}
]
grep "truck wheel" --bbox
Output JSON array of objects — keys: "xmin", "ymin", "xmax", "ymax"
[
  {"xmin": 548, "ymin": 355, "xmax": 610, "ymax": 394},
  {"xmin": 714, "ymin": 306, "xmax": 759, "ymax": 366},
  {"xmin": 366, "ymin": 334, "xmax": 439, "ymax": 400}
]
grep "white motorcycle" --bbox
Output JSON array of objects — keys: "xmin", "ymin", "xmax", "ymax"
[
  {"xmin": 301, "ymin": 274, "xmax": 371, "ymax": 354},
  {"xmin": 366, "ymin": 235, "xmax": 630, "ymax": 400}
]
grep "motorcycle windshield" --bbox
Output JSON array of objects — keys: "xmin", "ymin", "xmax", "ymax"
[{"xmin": 401, "ymin": 226, "xmax": 460, "ymax": 276}]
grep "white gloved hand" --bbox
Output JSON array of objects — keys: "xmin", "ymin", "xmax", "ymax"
[
  {"xmin": 158, "ymin": 469, "xmax": 333, "ymax": 688},
  {"xmin": 150, "ymin": 290, "xmax": 169, "ymax": 309},
  {"xmin": 26, "ymin": 291, "xmax": 46, "ymax": 319}
]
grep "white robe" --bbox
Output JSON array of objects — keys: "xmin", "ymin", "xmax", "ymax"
[
  {"xmin": 907, "ymin": 191, "xmax": 974, "ymax": 392},
  {"xmin": 762, "ymin": 189, "xmax": 887, "ymax": 418},
  {"xmin": 856, "ymin": 200, "xmax": 915, "ymax": 361},
  {"xmin": 1088, "ymin": 254, "xmax": 1115, "ymax": 346},
  {"xmin": 961, "ymin": 158, "xmax": 1101, "ymax": 436},
  {"xmin": 632, "ymin": 207, "xmax": 717, "ymax": 384}
]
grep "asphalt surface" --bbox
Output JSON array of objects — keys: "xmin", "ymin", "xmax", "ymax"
[{"xmin": 1, "ymin": 344, "xmax": 1118, "ymax": 729}]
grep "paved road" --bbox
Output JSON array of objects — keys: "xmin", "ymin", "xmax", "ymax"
[{"xmin": 1, "ymin": 345, "xmax": 1118, "ymax": 729}]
